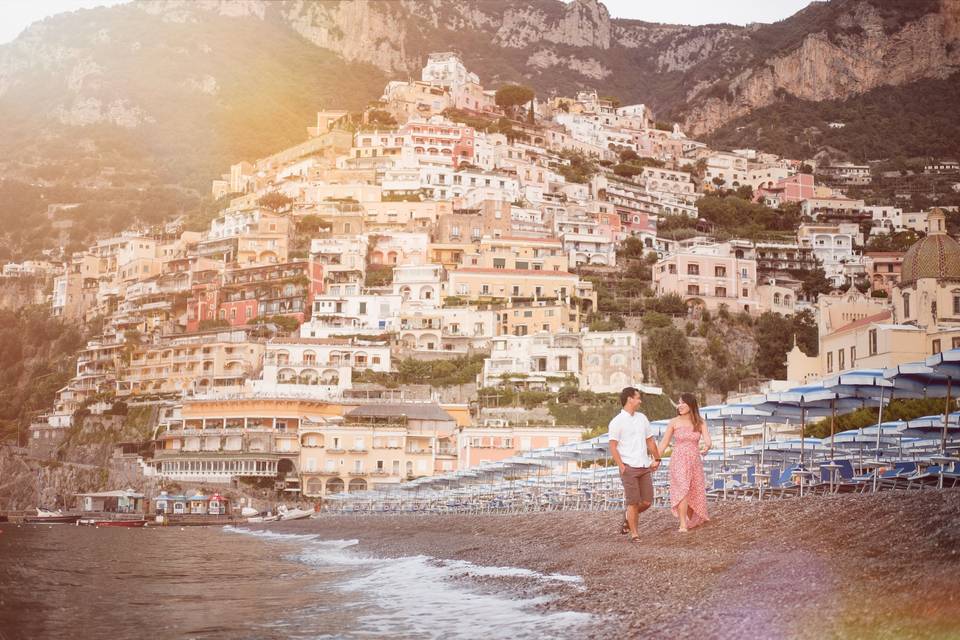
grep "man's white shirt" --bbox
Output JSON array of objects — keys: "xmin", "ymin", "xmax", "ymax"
[{"xmin": 608, "ymin": 409, "xmax": 654, "ymax": 467}]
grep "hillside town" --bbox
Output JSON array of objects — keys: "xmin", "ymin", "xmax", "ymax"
[{"xmin": 8, "ymin": 51, "xmax": 960, "ymax": 501}]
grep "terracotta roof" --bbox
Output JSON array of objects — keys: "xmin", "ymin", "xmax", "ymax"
[
  {"xmin": 495, "ymin": 236, "xmax": 563, "ymax": 244},
  {"xmin": 269, "ymin": 337, "xmax": 351, "ymax": 345},
  {"xmin": 830, "ymin": 310, "xmax": 893, "ymax": 336},
  {"xmin": 346, "ymin": 403, "xmax": 454, "ymax": 421},
  {"xmin": 453, "ymin": 268, "xmax": 574, "ymax": 276}
]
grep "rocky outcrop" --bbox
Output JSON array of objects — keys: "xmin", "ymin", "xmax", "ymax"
[{"xmin": 681, "ymin": 0, "xmax": 960, "ymax": 135}]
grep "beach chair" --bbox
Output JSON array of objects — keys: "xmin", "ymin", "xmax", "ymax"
[{"xmin": 876, "ymin": 461, "xmax": 918, "ymax": 490}]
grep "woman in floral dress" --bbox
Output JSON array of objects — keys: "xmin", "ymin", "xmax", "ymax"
[{"xmin": 658, "ymin": 393, "xmax": 712, "ymax": 532}]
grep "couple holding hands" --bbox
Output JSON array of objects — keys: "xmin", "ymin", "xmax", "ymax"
[{"xmin": 609, "ymin": 387, "xmax": 711, "ymax": 542}]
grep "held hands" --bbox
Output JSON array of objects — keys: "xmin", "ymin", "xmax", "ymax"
[{"xmin": 650, "ymin": 458, "xmax": 661, "ymax": 470}]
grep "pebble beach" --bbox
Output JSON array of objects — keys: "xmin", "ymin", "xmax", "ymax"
[{"xmin": 263, "ymin": 489, "xmax": 960, "ymax": 639}]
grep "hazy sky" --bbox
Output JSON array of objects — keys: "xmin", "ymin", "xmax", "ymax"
[{"xmin": 0, "ymin": 0, "xmax": 816, "ymax": 45}]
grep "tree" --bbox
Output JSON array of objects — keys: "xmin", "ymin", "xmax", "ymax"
[
  {"xmin": 645, "ymin": 325, "xmax": 700, "ymax": 393},
  {"xmin": 752, "ymin": 310, "xmax": 816, "ymax": 380},
  {"xmin": 495, "ymin": 84, "xmax": 535, "ymax": 113},
  {"xmin": 258, "ymin": 191, "xmax": 293, "ymax": 212},
  {"xmin": 366, "ymin": 109, "xmax": 397, "ymax": 127},
  {"xmin": 799, "ymin": 265, "xmax": 832, "ymax": 301},
  {"xmin": 619, "ymin": 148, "xmax": 640, "ymax": 163},
  {"xmin": 613, "ymin": 163, "xmax": 643, "ymax": 178},
  {"xmin": 705, "ymin": 363, "xmax": 751, "ymax": 402}
]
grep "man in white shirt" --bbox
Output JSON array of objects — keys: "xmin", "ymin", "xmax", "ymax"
[{"xmin": 608, "ymin": 386, "xmax": 661, "ymax": 542}]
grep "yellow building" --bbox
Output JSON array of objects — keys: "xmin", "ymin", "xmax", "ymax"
[
  {"xmin": 154, "ymin": 396, "xmax": 468, "ymax": 497},
  {"xmin": 117, "ymin": 329, "xmax": 265, "ymax": 397},
  {"xmin": 788, "ymin": 209, "xmax": 960, "ymax": 383}
]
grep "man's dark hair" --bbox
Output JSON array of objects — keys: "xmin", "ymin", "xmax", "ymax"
[{"xmin": 619, "ymin": 386, "xmax": 640, "ymax": 407}]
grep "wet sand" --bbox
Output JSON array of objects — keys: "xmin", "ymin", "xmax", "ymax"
[{"xmin": 265, "ymin": 489, "xmax": 960, "ymax": 639}]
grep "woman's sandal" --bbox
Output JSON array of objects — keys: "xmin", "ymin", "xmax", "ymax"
[
  {"xmin": 630, "ymin": 535, "xmax": 641, "ymax": 543},
  {"xmin": 619, "ymin": 519, "xmax": 630, "ymax": 535}
]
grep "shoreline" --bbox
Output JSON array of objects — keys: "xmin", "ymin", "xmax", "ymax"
[{"xmin": 255, "ymin": 489, "xmax": 960, "ymax": 639}]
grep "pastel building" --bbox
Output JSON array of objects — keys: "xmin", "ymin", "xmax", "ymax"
[
  {"xmin": 653, "ymin": 242, "xmax": 760, "ymax": 314},
  {"xmin": 457, "ymin": 425, "xmax": 584, "ymax": 470}
]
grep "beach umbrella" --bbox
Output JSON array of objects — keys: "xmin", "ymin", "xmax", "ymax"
[
  {"xmin": 823, "ymin": 369, "xmax": 896, "ymax": 460},
  {"xmin": 925, "ymin": 349, "xmax": 960, "ymax": 454},
  {"xmin": 755, "ymin": 385, "xmax": 867, "ymax": 495}
]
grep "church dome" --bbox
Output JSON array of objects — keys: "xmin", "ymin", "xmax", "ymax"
[{"xmin": 900, "ymin": 208, "xmax": 960, "ymax": 284}]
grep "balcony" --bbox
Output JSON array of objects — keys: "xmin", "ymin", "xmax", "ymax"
[{"xmin": 348, "ymin": 448, "xmax": 369, "ymax": 454}]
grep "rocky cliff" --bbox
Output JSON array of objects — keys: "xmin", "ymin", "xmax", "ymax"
[
  {"xmin": 680, "ymin": 0, "xmax": 960, "ymax": 135},
  {"xmin": 0, "ymin": 0, "xmax": 954, "ymax": 189}
]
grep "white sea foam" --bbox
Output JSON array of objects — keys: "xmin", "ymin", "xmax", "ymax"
[{"xmin": 225, "ymin": 527, "xmax": 592, "ymax": 639}]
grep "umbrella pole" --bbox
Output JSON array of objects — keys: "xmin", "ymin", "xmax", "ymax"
[
  {"xmin": 943, "ymin": 377, "xmax": 952, "ymax": 456},
  {"xmin": 873, "ymin": 386, "xmax": 887, "ymax": 493},
  {"xmin": 760, "ymin": 419, "xmax": 767, "ymax": 501},
  {"xmin": 722, "ymin": 418, "xmax": 727, "ymax": 501},
  {"xmin": 799, "ymin": 404, "xmax": 805, "ymax": 498},
  {"xmin": 830, "ymin": 399, "xmax": 836, "ymax": 493}
]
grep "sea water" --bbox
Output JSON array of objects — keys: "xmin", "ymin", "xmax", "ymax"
[{"xmin": 0, "ymin": 524, "xmax": 591, "ymax": 639}]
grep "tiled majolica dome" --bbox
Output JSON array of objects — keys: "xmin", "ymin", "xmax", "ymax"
[{"xmin": 900, "ymin": 209, "xmax": 960, "ymax": 284}]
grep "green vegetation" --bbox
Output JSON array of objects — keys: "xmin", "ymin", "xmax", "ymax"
[
  {"xmin": 364, "ymin": 265, "xmax": 394, "ymax": 287},
  {"xmin": 555, "ymin": 150, "xmax": 597, "ymax": 184},
  {"xmin": 355, "ymin": 354, "xmax": 486, "ymax": 388},
  {"xmin": 0, "ymin": 307, "xmax": 86, "ymax": 444},
  {"xmin": 806, "ymin": 397, "xmax": 949, "ymax": 438},
  {"xmin": 865, "ymin": 230, "xmax": 923, "ymax": 252},
  {"xmin": 494, "ymin": 84, "xmax": 536, "ymax": 118},
  {"xmin": 252, "ymin": 315, "xmax": 301, "ymax": 333},
  {"xmin": 708, "ymin": 72, "xmax": 960, "ymax": 162},
  {"xmin": 753, "ymin": 310, "xmax": 818, "ymax": 380}
]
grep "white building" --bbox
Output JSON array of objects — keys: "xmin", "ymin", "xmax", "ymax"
[
  {"xmin": 481, "ymin": 331, "xmax": 642, "ymax": 392},
  {"xmin": 302, "ymin": 293, "xmax": 403, "ymax": 337}
]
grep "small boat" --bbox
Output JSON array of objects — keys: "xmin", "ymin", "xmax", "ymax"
[
  {"xmin": 77, "ymin": 518, "xmax": 148, "ymax": 527},
  {"xmin": 24, "ymin": 508, "xmax": 81, "ymax": 524},
  {"xmin": 279, "ymin": 508, "xmax": 314, "ymax": 521},
  {"xmin": 246, "ymin": 513, "xmax": 281, "ymax": 523}
]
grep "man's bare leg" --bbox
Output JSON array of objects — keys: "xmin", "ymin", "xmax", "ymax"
[{"xmin": 626, "ymin": 503, "xmax": 640, "ymax": 538}]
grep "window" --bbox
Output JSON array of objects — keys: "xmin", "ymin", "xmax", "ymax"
[
  {"xmin": 716, "ymin": 287, "xmax": 727, "ymax": 298},
  {"xmin": 512, "ymin": 285, "xmax": 520, "ymax": 296},
  {"xmin": 687, "ymin": 264, "xmax": 700, "ymax": 275},
  {"xmin": 826, "ymin": 351, "xmax": 833, "ymax": 373},
  {"xmin": 953, "ymin": 291, "xmax": 960, "ymax": 315},
  {"xmin": 850, "ymin": 346, "xmax": 856, "ymax": 364},
  {"xmin": 932, "ymin": 339, "xmax": 942, "ymax": 355},
  {"xmin": 359, "ymin": 302, "xmax": 367, "ymax": 314},
  {"xmin": 481, "ymin": 284, "xmax": 490, "ymax": 295},
  {"xmin": 838, "ymin": 348, "xmax": 845, "ymax": 371},
  {"xmin": 715, "ymin": 266, "xmax": 727, "ymax": 277},
  {"xmin": 869, "ymin": 329, "xmax": 878, "ymax": 356},
  {"xmin": 493, "ymin": 258, "xmax": 506, "ymax": 269},
  {"xmin": 903, "ymin": 293, "xmax": 910, "ymax": 318},
  {"xmin": 687, "ymin": 285, "xmax": 700, "ymax": 295},
  {"xmin": 953, "ymin": 338, "xmax": 960, "ymax": 349},
  {"xmin": 668, "ymin": 264, "xmax": 677, "ymax": 274}
]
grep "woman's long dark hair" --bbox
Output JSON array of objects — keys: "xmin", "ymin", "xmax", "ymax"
[{"xmin": 680, "ymin": 392, "xmax": 703, "ymax": 433}]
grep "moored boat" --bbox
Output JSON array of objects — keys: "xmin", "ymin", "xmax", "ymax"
[
  {"xmin": 24, "ymin": 508, "xmax": 81, "ymax": 524},
  {"xmin": 77, "ymin": 518, "xmax": 148, "ymax": 527}
]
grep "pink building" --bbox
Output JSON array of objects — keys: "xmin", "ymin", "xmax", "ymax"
[
  {"xmin": 653, "ymin": 242, "xmax": 760, "ymax": 314},
  {"xmin": 457, "ymin": 425, "xmax": 584, "ymax": 471},
  {"xmin": 755, "ymin": 173, "xmax": 815, "ymax": 206}
]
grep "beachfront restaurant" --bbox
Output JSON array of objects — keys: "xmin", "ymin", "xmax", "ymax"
[{"xmin": 77, "ymin": 490, "xmax": 146, "ymax": 514}]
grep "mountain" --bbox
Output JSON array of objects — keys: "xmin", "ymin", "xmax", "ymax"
[{"xmin": 0, "ymin": 0, "xmax": 955, "ymax": 219}]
